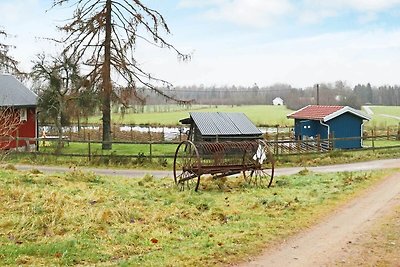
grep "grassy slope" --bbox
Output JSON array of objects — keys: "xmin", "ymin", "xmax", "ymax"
[
  {"xmin": 0, "ymin": 167, "xmax": 392, "ymax": 266},
  {"xmin": 365, "ymin": 106, "xmax": 400, "ymax": 128}
]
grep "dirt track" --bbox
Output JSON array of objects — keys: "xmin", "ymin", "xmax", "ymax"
[
  {"xmin": 13, "ymin": 158, "xmax": 400, "ymax": 178},
  {"xmin": 238, "ymin": 171, "xmax": 400, "ymax": 266}
]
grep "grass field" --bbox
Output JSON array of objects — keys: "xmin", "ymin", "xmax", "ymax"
[
  {"xmin": 0, "ymin": 167, "xmax": 391, "ymax": 266},
  {"xmin": 86, "ymin": 105, "xmax": 294, "ymax": 126},
  {"xmin": 364, "ymin": 106, "xmax": 400, "ymax": 129},
  {"xmin": 82, "ymin": 105, "xmax": 400, "ymax": 129}
]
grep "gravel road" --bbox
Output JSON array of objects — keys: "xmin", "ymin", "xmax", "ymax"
[
  {"xmin": 12, "ymin": 158, "xmax": 400, "ymax": 178},
  {"xmin": 238, "ymin": 171, "xmax": 400, "ymax": 267}
]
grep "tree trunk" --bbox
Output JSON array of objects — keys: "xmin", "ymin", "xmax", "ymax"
[
  {"xmin": 102, "ymin": 0, "xmax": 112, "ymax": 150},
  {"xmin": 56, "ymin": 95, "xmax": 64, "ymax": 153}
]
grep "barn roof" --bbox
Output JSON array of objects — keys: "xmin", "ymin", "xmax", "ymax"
[
  {"xmin": 287, "ymin": 105, "xmax": 370, "ymax": 122},
  {"xmin": 0, "ymin": 74, "xmax": 37, "ymax": 107},
  {"xmin": 180, "ymin": 112, "xmax": 262, "ymax": 137}
]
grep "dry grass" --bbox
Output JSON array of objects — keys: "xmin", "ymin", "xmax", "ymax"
[{"xmin": 0, "ymin": 167, "xmax": 391, "ymax": 266}]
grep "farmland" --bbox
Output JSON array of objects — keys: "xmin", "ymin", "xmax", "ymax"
[
  {"xmin": 85, "ymin": 105, "xmax": 294, "ymax": 126},
  {"xmin": 82, "ymin": 105, "xmax": 399, "ymax": 129},
  {"xmin": 365, "ymin": 106, "xmax": 400, "ymax": 129}
]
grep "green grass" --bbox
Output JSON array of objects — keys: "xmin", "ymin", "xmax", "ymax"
[
  {"xmin": 0, "ymin": 167, "xmax": 393, "ymax": 266},
  {"xmin": 362, "ymin": 139, "xmax": 400, "ymax": 148},
  {"xmin": 86, "ymin": 105, "xmax": 294, "ymax": 126},
  {"xmin": 365, "ymin": 106, "xmax": 400, "ymax": 129},
  {"xmin": 85, "ymin": 104, "xmax": 399, "ymax": 131},
  {"xmin": 40, "ymin": 142, "xmax": 177, "ymax": 156},
  {"xmin": 7, "ymin": 140, "xmax": 400, "ymax": 170}
]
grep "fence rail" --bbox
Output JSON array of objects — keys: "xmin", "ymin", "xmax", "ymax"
[{"xmin": 3, "ymin": 132, "xmax": 400, "ymax": 161}]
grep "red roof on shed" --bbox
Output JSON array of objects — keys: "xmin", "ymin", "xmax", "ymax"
[
  {"xmin": 287, "ymin": 105, "xmax": 344, "ymax": 120},
  {"xmin": 287, "ymin": 105, "xmax": 371, "ymax": 122}
]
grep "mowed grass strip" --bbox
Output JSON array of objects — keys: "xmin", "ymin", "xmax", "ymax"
[{"xmin": 0, "ymin": 167, "xmax": 391, "ymax": 266}]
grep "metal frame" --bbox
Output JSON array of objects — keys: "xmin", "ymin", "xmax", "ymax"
[{"xmin": 173, "ymin": 139, "xmax": 275, "ymax": 191}]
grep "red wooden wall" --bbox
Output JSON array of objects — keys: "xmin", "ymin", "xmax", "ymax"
[{"xmin": 0, "ymin": 107, "xmax": 36, "ymax": 150}]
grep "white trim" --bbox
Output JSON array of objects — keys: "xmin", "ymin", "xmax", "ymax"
[
  {"xmin": 287, "ymin": 105, "xmax": 311, "ymax": 118},
  {"xmin": 320, "ymin": 120, "xmax": 330, "ymax": 139},
  {"xmin": 323, "ymin": 106, "xmax": 371, "ymax": 122},
  {"xmin": 361, "ymin": 121, "xmax": 365, "ymax": 148},
  {"xmin": 19, "ymin": 108, "xmax": 27, "ymax": 122}
]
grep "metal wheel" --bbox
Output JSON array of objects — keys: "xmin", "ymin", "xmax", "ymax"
[
  {"xmin": 173, "ymin": 140, "xmax": 202, "ymax": 191},
  {"xmin": 242, "ymin": 140, "xmax": 275, "ymax": 187}
]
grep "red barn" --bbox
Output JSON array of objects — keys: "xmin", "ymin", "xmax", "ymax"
[{"xmin": 0, "ymin": 74, "xmax": 37, "ymax": 150}]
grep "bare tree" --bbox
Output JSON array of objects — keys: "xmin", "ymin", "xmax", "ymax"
[
  {"xmin": 0, "ymin": 28, "xmax": 19, "ymax": 73},
  {"xmin": 32, "ymin": 54, "xmax": 83, "ymax": 150},
  {"xmin": 0, "ymin": 107, "xmax": 22, "ymax": 158},
  {"xmin": 52, "ymin": 0, "xmax": 191, "ymax": 149}
]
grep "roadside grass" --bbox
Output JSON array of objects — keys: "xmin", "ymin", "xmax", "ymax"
[
  {"xmin": 85, "ymin": 105, "xmax": 294, "ymax": 126},
  {"xmin": 276, "ymin": 147, "xmax": 400, "ymax": 167},
  {"xmin": 0, "ymin": 167, "xmax": 392, "ymax": 266}
]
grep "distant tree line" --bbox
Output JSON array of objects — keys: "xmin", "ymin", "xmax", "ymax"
[{"xmin": 131, "ymin": 81, "xmax": 400, "ymax": 110}]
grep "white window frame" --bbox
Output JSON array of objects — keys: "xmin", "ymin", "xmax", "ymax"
[{"xmin": 20, "ymin": 108, "xmax": 27, "ymax": 122}]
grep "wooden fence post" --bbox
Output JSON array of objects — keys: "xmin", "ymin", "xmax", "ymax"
[
  {"xmin": 130, "ymin": 125, "xmax": 133, "ymax": 141},
  {"xmin": 88, "ymin": 133, "xmax": 91, "ymax": 161},
  {"xmin": 149, "ymin": 128, "xmax": 153, "ymax": 162},
  {"xmin": 149, "ymin": 142, "xmax": 153, "ymax": 162},
  {"xmin": 297, "ymin": 139, "xmax": 300, "ymax": 154},
  {"xmin": 397, "ymin": 123, "xmax": 400, "ymax": 140},
  {"xmin": 317, "ymin": 134, "xmax": 321, "ymax": 152},
  {"xmin": 16, "ymin": 130, "xmax": 19, "ymax": 152},
  {"xmin": 371, "ymin": 129, "xmax": 375, "ymax": 151}
]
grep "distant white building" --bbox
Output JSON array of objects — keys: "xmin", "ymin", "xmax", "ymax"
[{"xmin": 273, "ymin": 97, "xmax": 284, "ymax": 106}]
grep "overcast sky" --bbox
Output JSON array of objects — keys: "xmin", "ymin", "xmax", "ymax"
[{"xmin": 2, "ymin": 0, "xmax": 400, "ymax": 88}]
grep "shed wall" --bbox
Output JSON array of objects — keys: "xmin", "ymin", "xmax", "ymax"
[
  {"xmin": 327, "ymin": 113, "xmax": 363, "ymax": 149},
  {"xmin": 294, "ymin": 113, "xmax": 363, "ymax": 149},
  {"xmin": 0, "ymin": 107, "xmax": 36, "ymax": 149}
]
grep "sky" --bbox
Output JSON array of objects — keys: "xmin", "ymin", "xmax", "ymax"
[{"xmin": 2, "ymin": 0, "xmax": 400, "ymax": 88}]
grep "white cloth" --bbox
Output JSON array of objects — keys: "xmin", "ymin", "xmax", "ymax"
[{"xmin": 253, "ymin": 144, "xmax": 266, "ymax": 164}]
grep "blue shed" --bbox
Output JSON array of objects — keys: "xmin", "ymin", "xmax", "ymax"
[{"xmin": 287, "ymin": 105, "xmax": 371, "ymax": 149}]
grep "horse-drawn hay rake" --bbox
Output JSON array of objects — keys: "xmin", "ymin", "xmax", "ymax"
[{"xmin": 173, "ymin": 112, "xmax": 275, "ymax": 191}]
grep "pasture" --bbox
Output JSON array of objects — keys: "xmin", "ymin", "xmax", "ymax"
[
  {"xmin": 83, "ymin": 104, "xmax": 400, "ymax": 129},
  {"xmin": 86, "ymin": 105, "xmax": 294, "ymax": 126},
  {"xmin": 364, "ymin": 106, "xmax": 400, "ymax": 128}
]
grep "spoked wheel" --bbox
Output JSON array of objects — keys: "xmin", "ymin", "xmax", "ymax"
[
  {"xmin": 173, "ymin": 140, "xmax": 202, "ymax": 191},
  {"xmin": 242, "ymin": 140, "xmax": 275, "ymax": 187}
]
